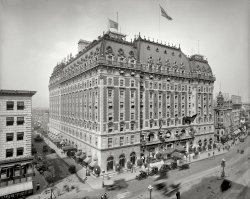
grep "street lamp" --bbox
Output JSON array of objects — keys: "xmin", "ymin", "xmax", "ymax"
[
  {"xmin": 221, "ymin": 158, "xmax": 226, "ymax": 178},
  {"xmin": 148, "ymin": 185, "xmax": 153, "ymax": 199},
  {"xmin": 102, "ymin": 170, "xmax": 105, "ymax": 187}
]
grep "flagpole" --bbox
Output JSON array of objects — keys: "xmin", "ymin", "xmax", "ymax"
[
  {"xmin": 159, "ymin": 4, "xmax": 160, "ymax": 40},
  {"xmin": 116, "ymin": 12, "xmax": 118, "ymax": 33}
]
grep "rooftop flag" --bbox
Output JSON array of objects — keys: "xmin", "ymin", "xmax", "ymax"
[
  {"xmin": 108, "ymin": 19, "xmax": 118, "ymax": 30},
  {"xmin": 160, "ymin": 5, "xmax": 172, "ymax": 20}
]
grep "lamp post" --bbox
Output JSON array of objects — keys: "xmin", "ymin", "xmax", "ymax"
[
  {"xmin": 148, "ymin": 185, "xmax": 153, "ymax": 199},
  {"xmin": 102, "ymin": 170, "xmax": 105, "ymax": 187},
  {"xmin": 221, "ymin": 158, "xmax": 226, "ymax": 178}
]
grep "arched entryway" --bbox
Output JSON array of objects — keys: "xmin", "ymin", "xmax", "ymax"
[
  {"xmin": 107, "ymin": 156, "xmax": 114, "ymax": 171},
  {"xmin": 119, "ymin": 154, "xmax": 126, "ymax": 168},
  {"xmin": 130, "ymin": 152, "xmax": 136, "ymax": 165}
]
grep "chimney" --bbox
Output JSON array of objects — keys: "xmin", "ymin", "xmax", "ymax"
[{"xmin": 78, "ymin": 39, "xmax": 91, "ymax": 53}]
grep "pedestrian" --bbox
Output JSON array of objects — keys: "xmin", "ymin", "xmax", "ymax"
[
  {"xmin": 213, "ymin": 151, "xmax": 215, "ymax": 156},
  {"xmin": 36, "ymin": 182, "xmax": 40, "ymax": 190}
]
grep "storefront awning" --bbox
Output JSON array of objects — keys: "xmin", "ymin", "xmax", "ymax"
[
  {"xmin": 84, "ymin": 156, "xmax": 92, "ymax": 164},
  {"xmin": 0, "ymin": 181, "xmax": 33, "ymax": 197},
  {"xmin": 62, "ymin": 146, "xmax": 76, "ymax": 151},
  {"xmin": 89, "ymin": 160, "xmax": 98, "ymax": 167}
]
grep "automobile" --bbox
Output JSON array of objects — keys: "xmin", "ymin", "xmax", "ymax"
[
  {"xmin": 104, "ymin": 179, "xmax": 128, "ymax": 191},
  {"xmin": 135, "ymin": 170, "xmax": 148, "ymax": 180},
  {"xmin": 178, "ymin": 163, "xmax": 190, "ymax": 170},
  {"xmin": 149, "ymin": 167, "xmax": 159, "ymax": 176}
]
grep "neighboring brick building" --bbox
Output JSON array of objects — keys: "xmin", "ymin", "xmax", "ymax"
[
  {"xmin": 0, "ymin": 90, "xmax": 36, "ymax": 198},
  {"xmin": 49, "ymin": 31, "xmax": 216, "ymax": 172}
]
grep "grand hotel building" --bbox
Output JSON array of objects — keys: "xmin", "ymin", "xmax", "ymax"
[{"xmin": 49, "ymin": 31, "xmax": 216, "ymax": 172}]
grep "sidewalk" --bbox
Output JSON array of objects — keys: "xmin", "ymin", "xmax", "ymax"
[{"xmin": 42, "ymin": 136, "xmax": 242, "ymax": 190}]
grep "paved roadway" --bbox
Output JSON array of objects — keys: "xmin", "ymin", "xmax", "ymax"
[{"xmin": 82, "ymin": 137, "xmax": 250, "ymax": 199}]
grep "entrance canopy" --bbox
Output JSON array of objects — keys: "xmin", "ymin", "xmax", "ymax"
[{"xmin": 62, "ymin": 146, "xmax": 77, "ymax": 151}]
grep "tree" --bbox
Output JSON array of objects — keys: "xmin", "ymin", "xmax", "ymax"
[
  {"xmin": 32, "ymin": 147, "xmax": 37, "ymax": 155},
  {"xmin": 44, "ymin": 171, "xmax": 55, "ymax": 184},
  {"xmin": 42, "ymin": 145, "xmax": 48, "ymax": 153},
  {"xmin": 155, "ymin": 152, "xmax": 163, "ymax": 160},
  {"xmin": 68, "ymin": 165, "xmax": 76, "ymax": 174}
]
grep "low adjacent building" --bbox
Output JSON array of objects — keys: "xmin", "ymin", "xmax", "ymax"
[{"xmin": 0, "ymin": 90, "xmax": 36, "ymax": 199}]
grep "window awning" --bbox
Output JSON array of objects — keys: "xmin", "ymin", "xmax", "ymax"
[
  {"xmin": 62, "ymin": 146, "xmax": 76, "ymax": 151},
  {"xmin": 84, "ymin": 156, "xmax": 92, "ymax": 164},
  {"xmin": 89, "ymin": 160, "xmax": 98, "ymax": 167},
  {"xmin": 0, "ymin": 181, "xmax": 33, "ymax": 197}
]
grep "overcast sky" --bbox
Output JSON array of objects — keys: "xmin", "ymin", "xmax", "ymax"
[{"xmin": 0, "ymin": 0, "xmax": 249, "ymax": 107}]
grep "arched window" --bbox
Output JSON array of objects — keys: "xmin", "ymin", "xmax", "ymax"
[
  {"xmin": 148, "ymin": 133, "xmax": 155, "ymax": 142},
  {"xmin": 130, "ymin": 152, "xmax": 136, "ymax": 165},
  {"xmin": 107, "ymin": 156, "xmax": 114, "ymax": 171},
  {"xmin": 119, "ymin": 154, "xmax": 126, "ymax": 168}
]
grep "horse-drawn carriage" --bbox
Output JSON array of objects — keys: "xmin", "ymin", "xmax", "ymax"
[{"xmin": 153, "ymin": 178, "xmax": 181, "ymax": 197}]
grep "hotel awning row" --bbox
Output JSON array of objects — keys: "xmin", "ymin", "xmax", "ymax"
[
  {"xmin": 0, "ymin": 181, "xmax": 33, "ymax": 197},
  {"xmin": 62, "ymin": 146, "xmax": 77, "ymax": 151},
  {"xmin": 233, "ymin": 129, "xmax": 241, "ymax": 135}
]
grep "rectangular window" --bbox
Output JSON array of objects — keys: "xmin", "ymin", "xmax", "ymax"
[
  {"xmin": 120, "ymin": 101, "xmax": 124, "ymax": 109},
  {"xmin": 131, "ymin": 123, "xmax": 135, "ymax": 130},
  {"xmin": 108, "ymin": 138, "xmax": 112, "ymax": 148},
  {"xmin": 6, "ymin": 117, "xmax": 14, "ymax": 126},
  {"xmin": 17, "ymin": 117, "xmax": 24, "ymax": 125},
  {"xmin": 131, "ymin": 91, "xmax": 135, "ymax": 98},
  {"xmin": 108, "ymin": 125, "xmax": 113, "ymax": 133},
  {"xmin": 17, "ymin": 101, "xmax": 25, "ymax": 110},
  {"xmin": 17, "ymin": 132, "xmax": 24, "ymax": 141},
  {"xmin": 120, "ymin": 137, "xmax": 124, "ymax": 146},
  {"xmin": 6, "ymin": 101, "xmax": 14, "ymax": 110},
  {"xmin": 120, "ymin": 112, "xmax": 124, "ymax": 121},
  {"xmin": 16, "ymin": 147, "xmax": 24, "ymax": 156},
  {"xmin": 120, "ymin": 124, "xmax": 124, "ymax": 132},
  {"xmin": 131, "ymin": 135, "xmax": 135, "ymax": 144},
  {"xmin": 108, "ymin": 90, "xmax": 112, "ymax": 98},
  {"xmin": 6, "ymin": 133, "xmax": 14, "ymax": 142},
  {"xmin": 6, "ymin": 149, "xmax": 13, "ymax": 158},
  {"xmin": 120, "ymin": 79, "xmax": 124, "ymax": 87},
  {"xmin": 131, "ymin": 112, "xmax": 135, "ymax": 120},
  {"xmin": 120, "ymin": 90, "xmax": 125, "ymax": 98}
]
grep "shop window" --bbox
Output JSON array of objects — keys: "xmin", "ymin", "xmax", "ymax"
[{"xmin": 107, "ymin": 156, "xmax": 114, "ymax": 171}]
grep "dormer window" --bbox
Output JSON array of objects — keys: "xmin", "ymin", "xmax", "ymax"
[
  {"xmin": 147, "ymin": 46, "xmax": 150, "ymax": 50},
  {"xmin": 156, "ymin": 48, "xmax": 159, "ymax": 52},
  {"xmin": 164, "ymin": 50, "xmax": 167, "ymax": 54},
  {"xmin": 172, "ymin": 52, "xmax": 175, "ymax": 56}
]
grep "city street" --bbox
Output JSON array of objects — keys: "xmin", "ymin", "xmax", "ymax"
[{"xmin": 44, "ymin": 136, "xmax": 249, "ymax": 199}]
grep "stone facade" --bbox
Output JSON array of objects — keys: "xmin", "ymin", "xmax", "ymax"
[{"xmin": 49, "ymin": 31, "xmax": 216, "ymax": 172}]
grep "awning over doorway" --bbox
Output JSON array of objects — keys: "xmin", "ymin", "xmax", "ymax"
[
  {"xmin": 62, "ymin": 146, "xmax": 76, "ymax": 151},
  {"xmin": 84, "ymin": 156, "xmax": 92, "ymax": 164}
]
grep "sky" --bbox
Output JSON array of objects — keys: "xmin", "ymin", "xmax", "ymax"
[{"xmin": 0, "ymin": 0, "xmax": 249, "ymax": 107}]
